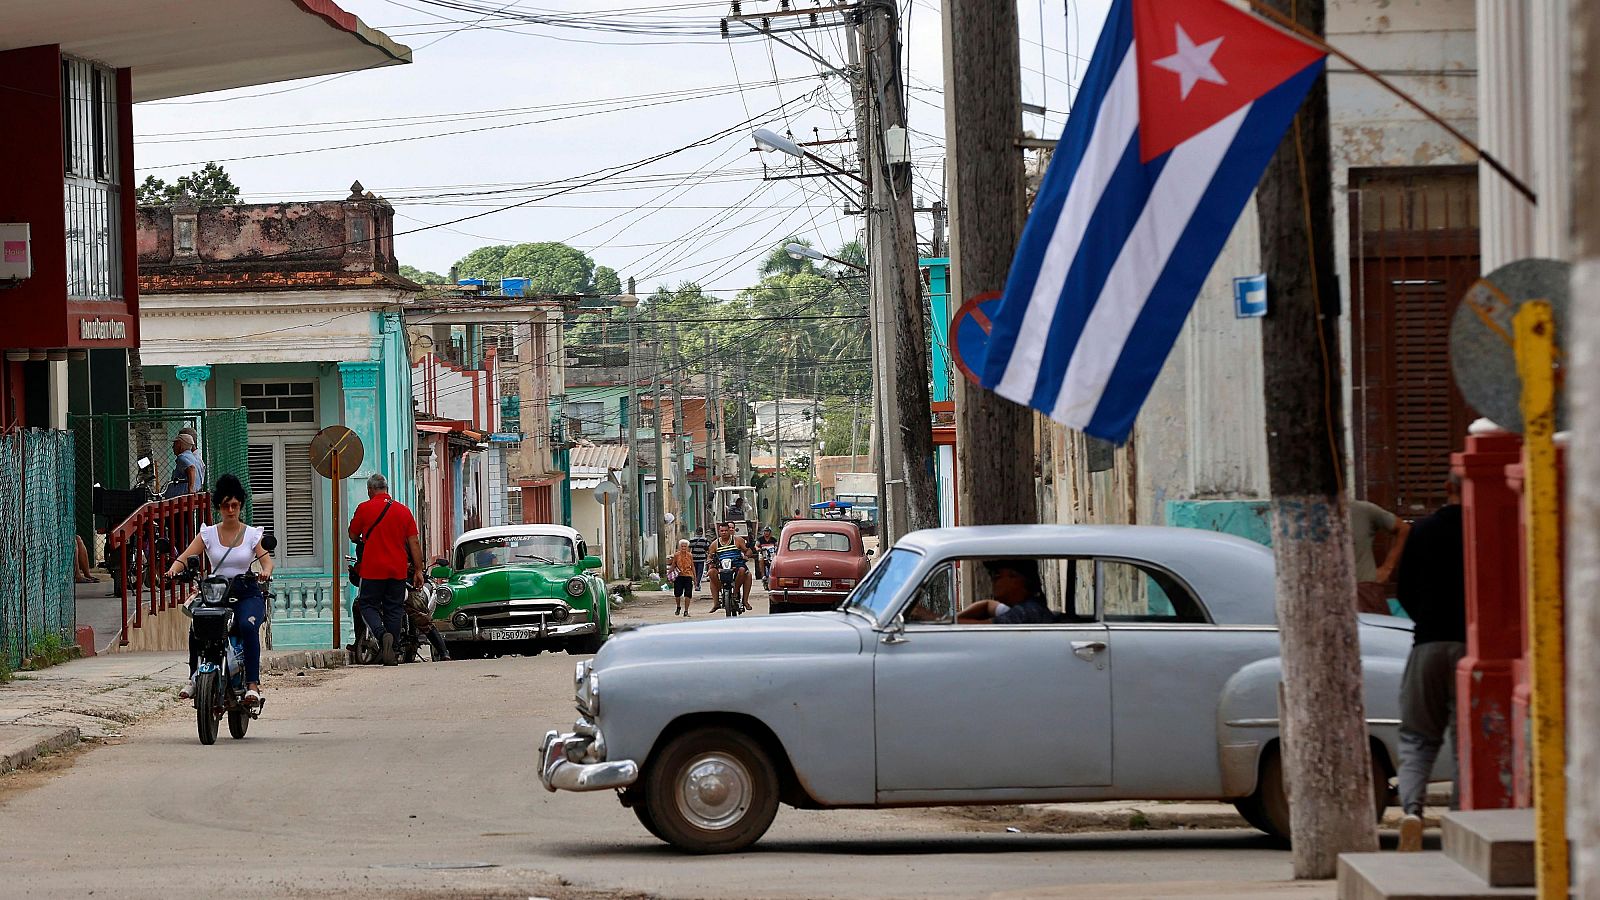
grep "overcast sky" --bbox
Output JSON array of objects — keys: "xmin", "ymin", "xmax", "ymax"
[{"xmin": 133, "ymin": 0, "xmax": 1110, "ymax": 295}]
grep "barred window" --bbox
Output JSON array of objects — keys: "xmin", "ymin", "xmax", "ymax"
[
  {"xmin": 62, "ymin": 57, "xmax": 122, "ymax": 301},
  {"xmin": 240, "ymin": 381, "xmax": 316, "ymax": 426}
]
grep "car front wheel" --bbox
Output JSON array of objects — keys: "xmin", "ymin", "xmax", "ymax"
[{"xmin": 641, "ymin": 726, "xmax": 780, "ymax": 854}]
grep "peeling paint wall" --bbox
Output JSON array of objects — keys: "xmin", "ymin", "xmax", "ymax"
[{"xmin": 136, "ymin": 194, "xmax": 401, "ymax": 274}]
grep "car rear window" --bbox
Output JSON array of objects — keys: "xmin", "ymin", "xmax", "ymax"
[{"xmin": 787, "ymin": 532, "xmax": 852, "ymax": 552}]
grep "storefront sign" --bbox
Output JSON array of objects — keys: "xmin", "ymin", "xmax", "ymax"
[{"xmin": 78, "ymin": 317, "xmax": 128, "ymax": 340}]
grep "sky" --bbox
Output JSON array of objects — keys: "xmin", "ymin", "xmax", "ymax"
[{"xmin": 132, "ymin": 0, "xmax": 1110, "ymax": 297}]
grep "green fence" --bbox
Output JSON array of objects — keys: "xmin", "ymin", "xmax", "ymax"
[
  {"xmin": 69, "ymin": 409, "xmax": 252, "ymax": 544},
  {"xmin": 0, "ymin": 430, "xmax": 76, "ymax": 667}
]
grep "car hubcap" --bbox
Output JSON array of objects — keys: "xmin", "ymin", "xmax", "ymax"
[{"xmin": 676, "ymin": 752, "xmax": 752, "ymax": 830}]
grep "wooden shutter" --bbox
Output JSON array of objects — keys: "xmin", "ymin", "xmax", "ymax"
[
  {"xmin": 247, "ymin": 444, "xmax": 277, "ymax": 538},
  {"xmin": 283, "ymin": 439, "xmax": 316, "ymax": 560}
]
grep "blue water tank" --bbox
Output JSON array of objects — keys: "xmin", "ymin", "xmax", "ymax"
[
  {"xmin": 457, "ymin": 278, "xmax": 486, "ymax": 287},
  {"xmin": 501, "ymin": 277, "xmax": 531, "ymax": 297}
]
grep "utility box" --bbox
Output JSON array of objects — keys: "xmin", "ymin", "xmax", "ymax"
[{"xmin": 0, "ymin": 223, "xmax": 31, "ymax": 282}]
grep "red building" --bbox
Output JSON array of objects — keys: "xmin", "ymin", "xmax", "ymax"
[{"xmin": 0, "ymin": 1, "xmax": 410, "ymax": 426}]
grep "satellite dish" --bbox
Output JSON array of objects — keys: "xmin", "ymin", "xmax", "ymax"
[{"xmin": 1449, "ymin": 258, "xmax": 1570, "ymax": 434}]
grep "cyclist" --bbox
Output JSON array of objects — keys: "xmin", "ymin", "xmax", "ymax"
[
  {"xmin": 755, "ymin": 525, "xmax": 780, "ymax": 581},
  {"xmin": 706, "ymin": 522, "xmax": 753, "ymax": 613}
]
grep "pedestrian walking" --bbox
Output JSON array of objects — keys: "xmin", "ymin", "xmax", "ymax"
[
  {"xmin": 670, "ymin": 540, "xmax": 695, "ymax": 616},
  {"xmin": 1392, "ymin": 475, "xmax": 1467, "ymax": 852},
  {"xmin": 1351, "ymin": 498, "xmax": 1409, "ymax": 615},
  {"xmin": 689, "ymin": 527, "xmax": 710, "ymax": 590},
  {"xmin": 348, "ymin": 474, "xmax": 424, "ymax": 666}
]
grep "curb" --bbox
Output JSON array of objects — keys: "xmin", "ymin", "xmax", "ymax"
[
  {"xmin": 0, "ymin": 725, "xmax": 81, "ymax": 775},
  {"xmin": 262, "ymin": 649, "xmax": 349, "ymax": 675}
]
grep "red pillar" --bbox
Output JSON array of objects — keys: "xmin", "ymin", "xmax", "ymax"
[{"xmin": 1452, "ymin": 431, "xmax": 1523, "ymax": 809}]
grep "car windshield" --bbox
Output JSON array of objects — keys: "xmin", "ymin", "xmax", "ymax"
[
  {"xmin": 455, "ymin": 534, "xmax": 575, "ymax": 570},
  {"xmin": 843, "ymin": 548, "xmax": 922, "ymax": 618},
  {"xmin": 787, "ymin": 531, "xmax": 852, "ymax": 552}
]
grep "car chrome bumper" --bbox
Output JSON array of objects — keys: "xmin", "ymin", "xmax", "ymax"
[
  {"xmin": 539, "ymin": 721, "xmax": 638, "ymax": 793},
  {"xmin": 441, "ymin": 621, "xmax": 597, "ymax": 642},
  {"xmin": 775, "ymin": 589, "xmax": 850, "ymax": 603}
]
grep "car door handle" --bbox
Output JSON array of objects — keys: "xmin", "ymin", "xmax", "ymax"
[{"xmin": 1071, "ymin": 640, "xmax": 1107, "ymax": 661}]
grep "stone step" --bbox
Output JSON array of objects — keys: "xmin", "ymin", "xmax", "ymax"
[
  {"xmin": 1337, "ymin": 852, "xmax": 1533, "ymax": 900},
  {"xmin": 1441, "ymin": 809, "xmax": 1536, "ymax": 888}
]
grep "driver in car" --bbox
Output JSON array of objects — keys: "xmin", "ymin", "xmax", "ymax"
[
  {"xmin": 956, "ymin": 559, "xmax": 1053, "ymax": 624},
  {"xmin": 707, "ymin": 522, "xmax": 754, "ymax": 613}
]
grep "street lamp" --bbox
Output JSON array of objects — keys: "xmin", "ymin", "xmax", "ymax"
[
  {"xmin": 785, "ymin": 241, "xmax": 866, "ymax": 272},
  {"xmin": 753, "ymin": 128, "xmax": 867, "ymax": 187}
]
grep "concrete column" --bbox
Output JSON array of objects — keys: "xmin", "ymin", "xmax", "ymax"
[
  {"xmin": 337, "ymin": 361, "xmax": 382, "ymax": 483},
  {"xmin": 1476, "ymin": 0, "xmax": 1536, "ymax": 269},
  {"xmin": 47, "ymin": 359, "xmax": 68, "ymax": 429},
  {"xmin": 174, "ymin": 364, "xmax": 211, "ymax": 410},
  {"xmin": 1451, "ymin": 431, "xmax": 1524, "ymax": 809}
]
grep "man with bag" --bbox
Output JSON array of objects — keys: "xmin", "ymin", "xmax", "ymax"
[{"xmin": 348, "ymin": 474, "xmax": 424, "ymax": 666}]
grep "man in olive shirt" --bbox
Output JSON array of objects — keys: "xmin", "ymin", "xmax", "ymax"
[{"xmin": 1351, "ymin": 498, "xmax": 1409, "ymax": 615}]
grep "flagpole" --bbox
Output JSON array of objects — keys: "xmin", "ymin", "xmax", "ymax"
[{"xmin": 1243, "ymin": 0, "xmax": 1538, "ymax": 205}]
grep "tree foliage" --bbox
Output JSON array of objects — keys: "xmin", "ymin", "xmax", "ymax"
[
  {"xmin": 134, "ymin": 162, "xmax": 242, "ymax": 205},
  {"xmin": 592, "ymin": 265, "xmax": 622, "ymax": 295},
  {"xmin": 399, "ymin": 265, "xmax": 448, "ymax": 285}
]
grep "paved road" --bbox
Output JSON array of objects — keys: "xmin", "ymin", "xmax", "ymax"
[{"xmin": 0, "ymin": 590, "xmax": 1314, "ymax": 899}]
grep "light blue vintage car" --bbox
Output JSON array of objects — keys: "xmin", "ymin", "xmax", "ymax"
[{"xmin": 540, "ymin": 525, "xmax": 1428, "ymax": 853}]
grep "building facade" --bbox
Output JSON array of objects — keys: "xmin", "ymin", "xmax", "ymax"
[{"xmin": 136, "ymin": 187, "xmax": 418, "ymax": 649}]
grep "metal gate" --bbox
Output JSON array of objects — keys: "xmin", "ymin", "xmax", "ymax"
[{"xmin": 0, "ymin": 430, "xmax": 76, "ymax": 668}]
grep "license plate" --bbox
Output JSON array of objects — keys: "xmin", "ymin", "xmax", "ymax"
[
  {"xmin": 803, "ymin": 579, "xmax": 832, "ymax": 588},
  {"xmin": 482, "ymin": 626, "xmax": 541, "ymax": 641}
]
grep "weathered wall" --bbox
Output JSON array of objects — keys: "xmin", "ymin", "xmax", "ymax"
[{"xmin": 137, "ymin": 194, "xmax": 401, "ymax": 273}]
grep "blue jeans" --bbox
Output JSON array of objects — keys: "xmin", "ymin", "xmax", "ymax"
[{"xmin": 357, "ymin": 578, "xmax": 408, "ymax": 641}]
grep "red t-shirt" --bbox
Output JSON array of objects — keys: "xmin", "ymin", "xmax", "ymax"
[{"xmin": 348, "ymin": 492, "xmax": 418, "ymax": 580}]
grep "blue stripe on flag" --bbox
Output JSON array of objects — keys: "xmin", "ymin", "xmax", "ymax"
[
  {"xmin": 1083, "ymin": 60, "xmax": 1326, "ymax": 441},
  {"xmin": 979, "ymin": 0, "xmax": 1134, "ymax": 383},
  {"xmin": 1027, "ymin": 137, "xmax": 1168, "ymax": 411}
]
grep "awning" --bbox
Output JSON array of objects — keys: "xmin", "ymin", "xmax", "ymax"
[
  {"xmin": 570, "ymin": 477, "xmax": 604, "ymax": 491},
  {"xmin": 416, "ymin": 424, "xmax": 456, "ymax": 435},
  {"xmin": 3, "ymin": 0, "xmax": 411, "ymax": 102}
]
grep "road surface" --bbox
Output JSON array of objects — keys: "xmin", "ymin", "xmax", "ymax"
[{"xmin": 0, "ymin": 589, "xmax": 1313, "ymax": 899}]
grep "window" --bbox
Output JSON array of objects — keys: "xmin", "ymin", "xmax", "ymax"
[
  {"xmin": 247, "ymin": 437, "xmax": 319, "ymax": 568},
  {"xmin": 130, "ymin": 383, "xmax": 164, "ymax": 410},
  {"xmin": 787, "ymin": 531, "xmax": 852, "ymax": 552},
  {"xmin": 844, "ymin": 548, "xmax": 922, "ymax": 619},
  {"xmin": 907, "ymin": 563, "xmax": 959, "ymax": 623},
  {"xmin": 903, "ymin": 557, "xmax": 1092, "ymax": 625},
  {"xmin": 240, "ymin": 381, "xmax": 316, "ymax": 426},
  {"xmin": 62, "ymin": 57, "xmax": 122, "ymax": 301},
  {"xmin": 454, "ymin": 534, "xmax": 574, "ymax": 570},
  {"xmin": 1097, "ymin": 559, "xmax": 1207, "ymax": 623},
  {"xmin": 566, "ymin": 400, "xmax": 605, "ymax": 436},
  {"xmin": 507, "ymin": 489, "xmax": 524, "ymax": 525}
]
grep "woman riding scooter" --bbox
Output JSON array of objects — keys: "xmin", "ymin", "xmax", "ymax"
[{"xmin": 164, "ymin": 474, "xmax": 272, "ymax": 706}]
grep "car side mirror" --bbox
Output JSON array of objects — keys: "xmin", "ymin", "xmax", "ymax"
[
  {"xmin": 579, "ymin": 555, "xmax": 602, "ymax": 570},
  {"xmin": 429, "ymin": 564, "xmax": 453, "ymax": 580},
  {"xmin": 881, "ymin": 615, "xmax": 908, "ymax": 645}
]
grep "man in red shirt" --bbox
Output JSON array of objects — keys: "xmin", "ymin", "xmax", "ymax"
[{"xmin": 348, "ymin": 473, "xmax": 424, "ymax": 665}]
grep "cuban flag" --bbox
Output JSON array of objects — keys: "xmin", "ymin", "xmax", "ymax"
[{"xmin": 977, "ymin": 0, "xmax": 1326, "ymax": 443}]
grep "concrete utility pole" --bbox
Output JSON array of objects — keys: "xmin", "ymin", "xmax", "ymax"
[
  {"xmin": 623, "ymin": 280, "xmax": 641, "ymax": 579},
  {"xmin": 1254, "ymin": 0, "xmax": 1376, "ymax": 879},
  {"xmin": 1568, "ymin": 4, "xmax": 1600, "ymax": 892},
  {"xmin": 940, "ymin": 0, "xmax": 1036, "ymax": 533},
  {"xmin": 670, "ymin": 322, "xmax": 688, "ymax": 533},
  {"xmin": 859, "ymin": 0, "xmax": 937, "ymax": 536},
  {"xmin": 707, "ymin": 332, "xmax": 720, "ymax": 496},
  {"xmin": 810, "ymin": 374, "xmax": 821, "ymax": 508},
  {"xmin": 652, "ymin": 332, "xmax": 668, "ymax": 574}
]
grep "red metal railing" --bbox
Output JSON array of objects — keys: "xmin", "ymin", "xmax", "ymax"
[{"xmin": 106, "ymin": 492, "xmax": 211, "ymax": 645}]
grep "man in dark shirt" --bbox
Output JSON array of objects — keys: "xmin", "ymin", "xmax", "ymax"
[
  {"xmin": 1392, "ymin": 475, "xmax": 1467, "ymax": 852},
  {"xmin": 957, "ymin": 559, "xmax": 1053, "ymax": 624},
  {"xmin": 688, "ymin": 528, "xmax": 711, "ymax": 590}
]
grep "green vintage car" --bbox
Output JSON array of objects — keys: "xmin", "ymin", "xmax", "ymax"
[{"xmin": 428, "ymin": 524, "xmax": 610, "ymax": 659}]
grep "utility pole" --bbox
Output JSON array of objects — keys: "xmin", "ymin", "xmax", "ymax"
[
  {"xmin": 859, "ymin": 0, "xmax": 937, "ymax": 536},
  {"xmin": 1567, "ymin": 4, "xmax": 1600, "ymax": 891},
  {"xmin": 671, "ymin": 322, "xmax": 688, "ymax": 533},
  {"xmin": 623, "ymin": 281, "xmax": 641, "ymax": 579},
  {"xmin": 1254, "ymin": 0, "xmax": 1375, "ymax": 879},
  {"xmin": 707, "ymin": 332, "xmax": 720, "ymax": 501},
  {"xmin": 774, "ymin": 395, "xmax": 785, "ymax": 527},
  {"xmin": 848, "ymin": 394, "xmax": 860, "ymax": 472},
  {"xmin": 652, "ymin": 332, "xmax": 668, "ymax": 574},
  {"xmin": 941, "ymin": 0, "xmax": 1036, "ymax": 533},
  {"xmin": 809, "ymin": 374, "xmax": 821, "ymax": 509}
]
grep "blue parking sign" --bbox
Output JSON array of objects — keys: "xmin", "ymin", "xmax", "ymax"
[{"xmin": 1233, "ymin": 273, "xmax": 1267, "ymax": 318}]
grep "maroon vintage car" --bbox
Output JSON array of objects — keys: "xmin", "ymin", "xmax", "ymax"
[{"xmin": 766, "ymin": 519, "xmax": 871, "ymax": 614}]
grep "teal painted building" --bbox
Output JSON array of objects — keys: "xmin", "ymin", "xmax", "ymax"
[{"xmin": 137, "ymin": 193, "xmax": 420, "ymax": 649}]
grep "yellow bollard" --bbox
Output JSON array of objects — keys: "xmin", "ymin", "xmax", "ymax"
[{"xmin": 1514, "ymin": 301, "xmax": 1565, "ymax": 900}]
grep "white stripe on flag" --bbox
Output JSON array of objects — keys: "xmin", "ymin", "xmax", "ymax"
[
  {"xmin": 1050, "ymin": 102, "xmax": 1253, "ymax": 427},
  {"xmin": 995, "ymin": 48, "xmax": 1141, "ymax": 403}
]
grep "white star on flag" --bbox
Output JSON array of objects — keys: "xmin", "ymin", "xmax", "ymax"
[{"xmin": 1152, "ymin": 23, "xmax": 1226, "ymax": 100}]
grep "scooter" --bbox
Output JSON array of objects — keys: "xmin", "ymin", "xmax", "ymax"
[
  {"xmin": 347, "ymin": 556, "xmax": 445, "ymax": 664},
  {"xmin": 759, "ymin": 545, "xmax": 777, "ymax": 590},
  {"xmin": 717, "ymin": 556, "xmax": 743, "ymax": 617},
  {"xmin": 166, "ymin": 534, "xmax": 277, "ymax": 745}
]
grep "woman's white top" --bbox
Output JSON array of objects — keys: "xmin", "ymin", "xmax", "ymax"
[{"xmin": 200, "ymin": 524, "xmax": 264, "ymax": 578}]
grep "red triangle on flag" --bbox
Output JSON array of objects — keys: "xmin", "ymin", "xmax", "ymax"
[{"xmin": 1133, "ymin": 0, "xmax": 1325, "ymax": 162}]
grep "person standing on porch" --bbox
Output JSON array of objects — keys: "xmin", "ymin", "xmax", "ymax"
[
  {"xmin": 348, "ymin": 474, "xmax": 424, "ymax": 666},
  {"xmin": 1351, "ymin": 498, "xmax": 1409, "ymax": 615}
]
